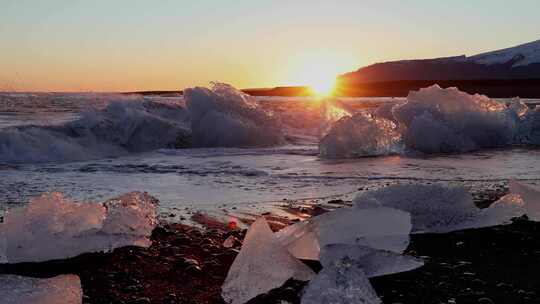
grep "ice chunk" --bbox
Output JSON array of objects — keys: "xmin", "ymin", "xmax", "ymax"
[
  {"xmin": 509, "ymin": 98, "xmax": 529, "ymax": 117},
  {"xmin": 320, "ymin": 244, "xmax": 424, "ymax": 278},
  {"xmin": 221, "ymin": 217, "xmax": 315, "ymax": 304},
  {"xmin": 518, "ymin": 106, "xmax": 540, "ymax": 145},
  {"xmin": 354, "ymin": 184, "xmax": 482, "ymax": 233},
  {"xmin": 319, "ymin": 112, "xmax": 403, "ymax": 158},
  {"xmin": 301, "ymin": 263, "xmax": 381, "ymax": 304},
  {"xmin": 509, "ymin": 180, "xmax": 540, "ymax": 220},
  {"xmin": 4, "ymin": 191, "xmax": 158, "ymax": 263},
  {"xmin": 477, "ymin": 194, "xmax": 525, "ymax": 227},
  {"xmin": 184, "ymin": 82, "xmax": 283, "ymax": 147},
  {"xmin": 276, "ymin": 206, "xmax": 411, "ymax": 260},
  {"xmin": 0, "ymin": 274, "xmax": 82, "ymax": 304}
]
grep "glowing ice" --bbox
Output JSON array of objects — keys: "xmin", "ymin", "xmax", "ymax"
[
  {"xmin": 319, "ymin": 112, "xmax": 402, "ymax": 158},
  {"xmin": 509, "ymin": 180, "xmax": 540, "ymax": 220},
  {"xmin": 3, "ymin": 191, "xmax": 157, "ymax": 263},
  {"xmin": 301, "ymin": 263, "xmax": 381, "ymax": 304},
  {"xmin": 221, "ymin": 217, "xmax": 315, "ymax": 304},
  {"xmin": 184, "ymin": 82, "xmax": 283, "ymax": 147},
  {"xmin": 0, "ymin": 274, "xmax": 82, "ymax": 304},
  {"xmin": 320, "ymin": 244, "xmax": 424, "ymax": 278},
  {"xmin": 276, "ymin": 206, "xmax": 411, "ymax": 260}
]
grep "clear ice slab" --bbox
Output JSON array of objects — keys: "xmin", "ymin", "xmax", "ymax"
[
  {"xmin": 320, "ymin": 244, "xmax": 424, "ymax": 278},
  {"xmin": 221, "ymin": 217, "xmax": 315, "ymax": 304},
  {"xmin": 276, "ymin": 206, "xmax": 411, "ymax": 260}
]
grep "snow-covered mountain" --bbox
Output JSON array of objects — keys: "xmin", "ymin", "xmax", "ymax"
[
  {"xmin": 470, "ymin": 39, "xmax": 540, "ymax": 67},
  {"xmin": 340, "ymin": 39, "xmax": 540, "ymax": 83}
]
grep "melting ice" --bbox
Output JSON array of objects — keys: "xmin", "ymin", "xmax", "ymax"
[{"xmin": 1, "ymin": 191, "xmax": 157, "ymax": 263}]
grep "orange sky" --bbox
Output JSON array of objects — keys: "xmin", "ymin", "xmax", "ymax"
[{"xmin": 1, "ymin": 1, "xmax": 539, "ymax": 92}]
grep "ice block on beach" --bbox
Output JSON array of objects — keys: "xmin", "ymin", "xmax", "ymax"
[
  {"xmin": 221, "ymin": 217, "xmax": 315, "ymax": 304},
  {"xmin": 276, "ymin": 206, "xmax": 412, "ymax": 260},
  {"xmin": 3, "ymin": 191, "xmax": 157, "ymax": 263}
]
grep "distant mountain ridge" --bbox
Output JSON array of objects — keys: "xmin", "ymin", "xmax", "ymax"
[{"xmin": 340, "ymin": 39, "xmax": 540, "ymax": 83}]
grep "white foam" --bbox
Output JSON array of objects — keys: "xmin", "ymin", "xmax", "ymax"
[{"xmin": 0, "ymin": 100, "xmax": 190, "ymax": 163}]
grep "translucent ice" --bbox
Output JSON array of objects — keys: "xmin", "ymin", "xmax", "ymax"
[
  {"xmin": 319, "ymin": 112, "xmax": 403, "ymax": 158},
  {"xmin": 3, "ymin": 191, "xmax": 158, "ymax": 263},
  {"xmin": 509, "ymin": 180, "xmax": 540, "ymax": 220},
  {"xmin": 518, "ymin": 107, "xmax": 540, "ymax": 145},
  {"xmin": 0, "ymin": 274, "xmax": 82, "ymax": 304},
  {"xmin": 184, "ymin": 82, "xmax": 283, "ymax": 147},
  {"xmin": 394, "ymin": 85, "xmax": 517, "ymax": 153},
  {"xmin": 319, "ymin": 85, "xmax": 527, "ymax": 157},
  {"xmin": 276, "ymin": 206, "xmax": 411, "ymax": 260},
  {"xmin": 320, "ymin": 244, "xmax": 424, "ymax": 278},
  {"xmin": 354, "ymin": 184, "xmax": 482, "ymax": 233},
  {"xmin": 221, "ymin": 217, "xmax": 315, "ymax": 304},
  {"xmin": 301, "ymin": 263, "xmax": 381, "ymax": 304}
]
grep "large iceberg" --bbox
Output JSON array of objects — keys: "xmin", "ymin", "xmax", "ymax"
[
  {"xmin": 394, "ymin": 85, "xmax": 517, "ymax": 153},
  {"xmin": 221, "ymin": 217, "xmax": 315, "ymax": 304},
  {"xmin": 2, "ymin": 191, "xmax": 158, "ymax": 263},
  {"xmin": 319, "ymin": 85, "xmax": 539, "ymax": 158},
  {"xmin": 0, "ymin": 274, "xmax": 82, "ymax": 304},
  {"xmin": 184, "ymin": 82, "xmax": 283, "ymax": 147},
  {"xmin": 276, "ymin": 206, "xmax": 411, "ymax": 260}
]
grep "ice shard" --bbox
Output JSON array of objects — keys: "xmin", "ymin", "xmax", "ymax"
[
  {"xmin": 320, "ymin": 244, "xmax": 424, "ymax": 278},
  {"xmin": 0, "ymin": 274, "xmax": 82, "ymax": 304},
  {"xmin": 276, "ymin": 206, "xmax": 411, "ymax": 260},
  {"xmin": 221, "ymin": 217, "xmax": 315, "ymax": 304}
]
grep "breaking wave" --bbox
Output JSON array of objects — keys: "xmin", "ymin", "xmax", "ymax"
[
  {"xmin": 321, "ymin": 85, "xmax": 540, "ymax": 158},
  {"xmin": 0, "ymin": 100, "xmax": 191, "ymax": 163},
  {"xmin": 184, "ymin": 82, "xmax": 283, "ymax": 147}
]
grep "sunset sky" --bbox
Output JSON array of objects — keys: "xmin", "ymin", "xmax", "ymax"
[{"xmin": 2, "ymin": 0, "xmax": 540, "ymax": 92}]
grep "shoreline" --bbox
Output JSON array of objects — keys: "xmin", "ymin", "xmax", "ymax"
[{"xmin": 2, "ymin": 190, "xmax": 540, "ymax": 304}]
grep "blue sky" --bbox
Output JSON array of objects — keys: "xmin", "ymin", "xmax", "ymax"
[{"xmin": 1, "ymin": 0, "xmax": 539, "ymax": 91}]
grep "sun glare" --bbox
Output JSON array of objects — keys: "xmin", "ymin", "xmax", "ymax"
[
  {"xmin": 308, "ymin": 75, "xmax": 337, "ymax": 97},
  {"xmin": 285, "ymin": 51, "xmax": 357, "ymax": 98}
]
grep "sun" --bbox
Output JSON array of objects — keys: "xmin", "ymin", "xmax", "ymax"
[
  {"xmin": 308, "ymin": 75, "xmax": 337, "ymax": 97},
  {"xmin": 284, "ymin": 51, "xmax": 355, "ymax": 98}
]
